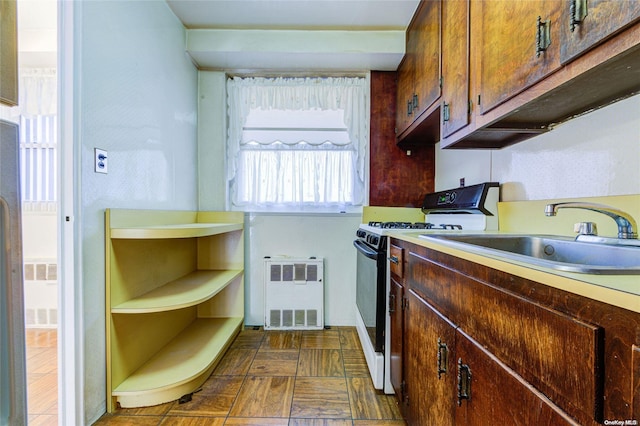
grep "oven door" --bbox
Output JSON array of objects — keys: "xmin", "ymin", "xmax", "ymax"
[{"xmin": 353, "ymin": 239, "xmax": 386, "ymax": 353}]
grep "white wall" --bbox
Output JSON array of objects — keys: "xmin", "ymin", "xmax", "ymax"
[
  {"xmin": 436, "ymin": 93, "xmax": 640, "ymax": 200},
  {"xmin": 77, "ymin": 2, "xmax": 198, "ymax": 422},
  {"xmin": 244, "ymin": 213, "xmax": 361, "ymax": 326}
]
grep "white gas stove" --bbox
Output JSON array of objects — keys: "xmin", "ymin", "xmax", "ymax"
[{"xmin": 354, "ymin": 182, "xmax": 500, "ymax": 393}]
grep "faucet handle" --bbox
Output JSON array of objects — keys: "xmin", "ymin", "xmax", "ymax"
[{"xmin": 574, "ymin": 222, "xmax": 597, "ymax": 236}]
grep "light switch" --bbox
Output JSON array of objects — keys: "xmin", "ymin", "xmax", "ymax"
[{"xmin": 95, "ymin": 148, "xmax": 108, "ymax": 174}]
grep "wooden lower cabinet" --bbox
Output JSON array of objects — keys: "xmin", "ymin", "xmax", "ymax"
[
  {"xmin": 389, "ymin": 237, "xmax": 640, "ymax": 425},
  {"xmin": 389, "ymin": 277, "xmax": 404, "ymax": 401},
  {"xmin": 454, "ymin": 327, "xmax": 578, "ymax": 425},
  {"xmin": 404, "ymin": 290, "xmax": 456, "ymax": 425}
]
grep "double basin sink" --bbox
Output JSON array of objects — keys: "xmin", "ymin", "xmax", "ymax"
[{"xmin": 418, "ymin": 234, "xmax": 640, "ymax": 275}]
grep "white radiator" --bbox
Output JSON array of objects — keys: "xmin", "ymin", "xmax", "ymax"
[{"xmin": 264, "ymin": 257, "xmax": 324, "ymax": 330}]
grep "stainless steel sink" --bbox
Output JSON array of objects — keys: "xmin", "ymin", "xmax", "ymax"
[{"xmin": 418, "ymin": 234, "xmax": 640, "ymax": 274}]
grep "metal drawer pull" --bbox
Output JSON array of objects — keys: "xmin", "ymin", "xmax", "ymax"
[
  {"xmin": 389, "ymin": 255, "xmax": 399, "ymax": 265},
  {"xmin": 457, "ymin": 358, "xmax": 472, "ymax": 405},
  {"xmin": 570, "ymin": 0, "xmax": 588, "ymax": 32},
  {"xmin": 437, "ymin": 338, "xmax": 448, "ymax": 378},
  {"xmin": 536, "ymin": 16, "xmax": 551, "ymax": 57}
]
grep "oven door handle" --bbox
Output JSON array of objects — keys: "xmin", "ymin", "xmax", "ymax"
[{"xmin": 353, "ymin": 239, "xmax": 379, "ymax": 260}]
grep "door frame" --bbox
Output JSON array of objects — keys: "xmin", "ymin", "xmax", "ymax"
[{"xmin": 58, "ymin": 1, "xmax": 84, "ymax": 423}]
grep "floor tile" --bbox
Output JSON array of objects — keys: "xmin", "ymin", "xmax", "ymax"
[
  {"xmin": 297, "ymin": 349, "xmax": 344, "ymax": 377},
  {"xmin": 223, "ymin": 418, "xmax": 289, "ymax": 425},
  {"xmin": 260, "ymin": 331, "xmax": 301, "ymax": 350},
  {"xmin": 289, "ymin": 419, "xmax": 353, "ymax": 426},
  {"xmin": 339, "ymin": 328, "xmax": 362, "ymax": 350},
  {"xmin": 248, "ymin": 349, "xmax": 299, "ymax": 376},
  {"xmin": 168, "ymin": 376, "xmax": 244, "ymax": 417},
  {"xmin": 347, "ymin": 377, "xmax": 403, "ymax": 421},
  {"xmin": 27, "ymin": 414, "xmax": 58, "ymax": 426},
  {"xmin": 229, "ymin": 376, "xmax": 295, "ymax": 418},
  {"xmin": 231, "ymin": 329, "xmax": 265, "ymax": 349},
  {"xmin": 211, "ymin": 349, "xmax": 256, "ymax": 376},
  {"xmin": 92, "ymin": 414, "xmax": 163, "ymax": 425},
  {"xmin": 290, "ymin": 377, "xmax": 351, "ymax": 419},
  {"xmin": 342, "ymin": 349, "xmax": 370, "ymax": 378},
  {"xmin": 160, "ymin": 416, "xmax": 225, "ymax": 425},
  {"xmin": 300, "ymin": 330, "xmax": 341, "ymax": 349}
]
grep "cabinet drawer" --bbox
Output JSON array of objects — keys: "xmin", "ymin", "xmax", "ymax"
[
  {"xmin": 389, "ymin": 244, "xmax": 404, "ymax": 279},
  {"xmin": 408, "ymin": 250, "xmax": 603, "ymax": 422}
]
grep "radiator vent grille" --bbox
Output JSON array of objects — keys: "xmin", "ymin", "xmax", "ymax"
[{"xmin": 264, "ymin": 258, "xmax": 324, "ymax": 330}]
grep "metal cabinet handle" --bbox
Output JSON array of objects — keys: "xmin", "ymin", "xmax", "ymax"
[
  {"xmin": 437, "ymin": 338, "xmax": 448, "ymax": 378},
  {"xmin": 407, "ymin": 99, "xmax": 413, "ymax": 116},
  {"xmin": 457, "ymin": 358, "xmax": 472, "ymax": 405},
  {"xmin": 412, "ymin": 94, "xmax": 419, "ymax": 111},
  {"xmin": 389, "ymin": 293, "xmax": 396, "ymax": 314},
  {"xmin": 443, "ymin": 103, "xmax": 450, "ymax": 122},
  {"xmin": 570, "ymin": 0, "xmax": 588, "ymax": 32},
  {"xmin": 389, "ymin": 255, "xmax": 399, "ymax": 265},
  {"xmin": 536, "ymin": 16, "xmax": 551, "ymax": 57}
]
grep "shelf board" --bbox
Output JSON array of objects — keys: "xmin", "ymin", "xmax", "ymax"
[
  {"xmin": 113, "ymin": 317, "xmax": 243, "ymax": 408},
  {"xmin": 110, "ymin": 222, "xmax": 243, "ymax": 239},
  {"xmin": 112, "ymin": 270, "xmax": 243, "ymax": 314}
]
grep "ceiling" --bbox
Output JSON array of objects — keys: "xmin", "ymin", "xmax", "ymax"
[{"xmin": 166, "ymin": 0, "xmax": 420, "ymax": 72}]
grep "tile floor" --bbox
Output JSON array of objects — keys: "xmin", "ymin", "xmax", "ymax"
[
  {"xmin": 95, "ymin": 327, "xmax": 406, "ymax": 425},
  {"xmin": 25, "ymin": 328, "xmax": 58, "ymax": 426}
]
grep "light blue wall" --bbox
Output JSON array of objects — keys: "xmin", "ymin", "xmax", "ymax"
[{"xmin": 77, "ymin": 1, "xmax": 198, "ymax": 422}]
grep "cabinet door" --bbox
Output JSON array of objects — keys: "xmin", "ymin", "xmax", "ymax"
[
  {"xmin": 442, "ymin": 0, "xmax": 470, "ymax": 138},
  {"xmin": 396, "ymin": 55, "xmax": 415, "ymax": 136},
  {"xmin": 389, "ymin": 277, "xmax": 404, "ymax": 403},
  {"xmin": 412, "ymin": 0, "xmax": 442, "ymax": 120},
  {"xmin": 405, "ymin": 290, "xmax": 457, "ymax": 426},
  {"xmin": 479, "ymin": 0, "xmax": 562, "ymax": 114},
  {"xmin": 454, "ymin": 328, "xmax": 578, "ymax": 425},
  {"xmin": 560, "ymin": 0, "xmax": 640, "ymax": 63}
]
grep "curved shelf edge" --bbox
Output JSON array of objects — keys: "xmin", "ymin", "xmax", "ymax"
[
  {"xmin": 110, "ymin": 223, "xmax": 243, "ymax": 239},
  {"xmin": 111, "ymin": 270, "xmax": 244, "ymax": 314},
  {"xmin": 113, "ymin": 317, "xmax": 243, "ymax": 408}
]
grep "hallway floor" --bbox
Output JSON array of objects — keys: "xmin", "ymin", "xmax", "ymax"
[
  {"xmin": 26, "ymin": 328, "xmax": 58, "ymax": 426},
  {"xmin": 95, "ymin": 326, "xmax": 405, "ymax": 425}
]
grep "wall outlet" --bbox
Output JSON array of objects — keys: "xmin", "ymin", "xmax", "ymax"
[{"xmin": 95, "ymin": 148, "xmax": 108, "ymax": 174}]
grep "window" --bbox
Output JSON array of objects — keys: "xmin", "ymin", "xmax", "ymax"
[{"xmin": 226, "ymin": 76, "xmax": 369, "ymax": 212}]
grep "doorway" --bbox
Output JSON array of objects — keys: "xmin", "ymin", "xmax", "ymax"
[{"xmin": 13, "ymin": 0, "xmax": 59, "ymax": 424}]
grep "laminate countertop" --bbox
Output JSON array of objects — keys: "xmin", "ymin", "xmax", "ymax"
[{"xmin": 390, "ymin": 230, "xmax": 640, "ymax": 314}]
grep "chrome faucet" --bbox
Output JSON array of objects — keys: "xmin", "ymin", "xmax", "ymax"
[{"xmin": 544, "ymin": 202, "xmax": 638, "ymax": 239}]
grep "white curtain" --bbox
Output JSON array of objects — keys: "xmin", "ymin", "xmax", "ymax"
[
  {"xmin": 226, "ymin": 76, "xmax": 369, "ymax": 183},
  {"xmin": 12, "ymin": 68, "xmax": 57, "ymax": 117}
]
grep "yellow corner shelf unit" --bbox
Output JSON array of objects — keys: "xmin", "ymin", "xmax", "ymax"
[{"xmin": 105, "ymin": 209, "xmax": 244, "ymax": 411}]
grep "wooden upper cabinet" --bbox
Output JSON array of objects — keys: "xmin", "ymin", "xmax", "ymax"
[
  {"xmin": 396, "ymin": 55, "xmax": 415, "ymax": 136},
  {"xmin": 441, "ymin": 0, "xmax": 470, "ymax": 139},
  {"xmin": 478, "ymin": 0, "xmax": 562, "ymax": 114},
  {"xmin": 559, "ymin": 0, "xmax": 640, "ymax": 63},
  {"xmin": 412, "ymin": 0, "xmax": 442, "ymax": 119},
  {"xmin": 396, "ymin": 0, "xmax": 442, "ymax": 139}
]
